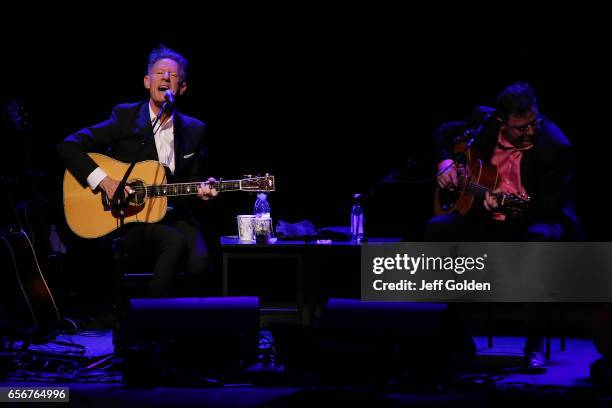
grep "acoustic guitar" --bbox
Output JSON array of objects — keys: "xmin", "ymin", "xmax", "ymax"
[
  {"xmin": 63, "ymin": 153, "xmax": 275, "ymax": 238},
  {"xmin": 434, "ymin": 141, "xmax": 530, "ymax": 218},
  {"xmin": 1, "ymin": 100, "xmax": 61, "ymax": 336},
  {"xmin": 3, "ymin": 100, "xmax": 53, "ymax": 256},
  {"xmin": 0, "ymin": 227, "xmax": 61, "ymax": 335}
]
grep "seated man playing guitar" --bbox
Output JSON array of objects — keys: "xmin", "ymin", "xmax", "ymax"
[
  {"xmin": 57, "ymin": 45, "xmax": 218, "ymax": 297},
  {"xmin": 425, "ymin": 82, "xmax": 578, "ymax": 371}
]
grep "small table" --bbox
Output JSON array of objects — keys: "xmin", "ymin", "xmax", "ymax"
[
  {"xmin": 304, "ymin": 238, "xmax": 403, "ymax": 323},
  {"xmin": 220, "ymin": 236, "xmax": 402, "ymax": 325},
  {"xmin": 220, "ymin": 236, "xmax": 307, "ymax": 324}
]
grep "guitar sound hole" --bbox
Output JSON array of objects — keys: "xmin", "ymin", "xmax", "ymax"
[{"xmin": 127, "ymin": 181, "xmax": 146, "ymax": 206}]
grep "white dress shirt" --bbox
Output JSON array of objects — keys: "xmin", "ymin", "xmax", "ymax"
[{"xmin": 149, "ymin": 104, "xmax": 175, "ymax": 175}]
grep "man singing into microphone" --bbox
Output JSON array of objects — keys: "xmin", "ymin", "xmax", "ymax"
[{"xmin": 57, "ymin": 45, "xmax": 217, "ymax": 297}]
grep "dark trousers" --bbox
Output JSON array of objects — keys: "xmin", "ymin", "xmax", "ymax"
[
  {"xmin": 424, "ymin": 213, "xmax": 563, "ymax": 354},
  {"xmin": 424, "ymin": 213, "xmax": 563, "ymax": 242},
  {"xmin": 121, "ymin": 210, "xmax": 210, "ymax": 297}
]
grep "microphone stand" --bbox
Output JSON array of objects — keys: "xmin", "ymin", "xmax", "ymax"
[
  {"xmin": 110, "ymin": 98, "xmax": 172, "ymax": 318},
  {"xmin": 112, "ymin": 100, "xmax": 171, "ymax": 229}
]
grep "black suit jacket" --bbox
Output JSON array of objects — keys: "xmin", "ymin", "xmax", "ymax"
[
  {"xmin": 432, "ymin": 106, "xmax": 577, "ymax": 230},
  {"xmin": 57, "ymin": 101, "xmax": 207, "ymax": 187}
]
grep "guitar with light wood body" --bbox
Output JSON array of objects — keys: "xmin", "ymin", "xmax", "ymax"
[{"xmin": 63, "ymin": 153, "xmax": 275, "ymax": 238}]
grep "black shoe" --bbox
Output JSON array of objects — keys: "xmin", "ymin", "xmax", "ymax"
[{"xmin": 524, "ymin": 351, "xmax": 548, "ymax": 373}]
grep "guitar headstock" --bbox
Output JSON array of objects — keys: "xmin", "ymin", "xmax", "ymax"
[
  {"xmin": 499, "ymin": 193, "xmax": 530, "ymax": 217},
  {"xmin": 241, "ymin": 174, "xmax": 275, "ymax": 192},
  {"xmin": 4, "ymin": 100, "xmax": 30, "ymax": 134}
]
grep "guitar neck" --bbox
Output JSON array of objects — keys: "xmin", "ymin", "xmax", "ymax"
[
  {"xmin": 465, "ymin": 182, "xmax": 527, "ymax": 209},
  {"xmin": 465, "ymin": 182, "xmax": 489, "ymax": 200},
  {"xmin": 144, "ymin": 180, "xmax": 243, "ymax": 197}
]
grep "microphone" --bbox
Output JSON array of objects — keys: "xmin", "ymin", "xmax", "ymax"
[
  {"xmin": 152, "ymin": 89, "xmax": 175, "ymax": 134},
  {"xmin": 451, "ymin": 124, "xmax": 483, "ymax": 144},
  {"xmin": 164, "ymin": 89, "xmax": 175, "ymax": 106},
  {"xmin": 463, "ymin": 124, "xmax": 483, "ymax": 138},
  {"xmin": 451, "ymin": 124, "xmax": 484, "ymax": 165},
  {"xmin": 464, "ymin": 124, "xmax": 483, "ymax": 148}
]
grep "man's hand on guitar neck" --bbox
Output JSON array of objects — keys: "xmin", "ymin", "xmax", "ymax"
[
  {"xmin": 98, "ymin": 177, "xmax": 134, "ymax": 200},
  {"xmin": 437, "ymin": 159, "xmax": 459, "ymax": 191},
  {"xmin": 197, "ymin": 177, "xmax": 219, "ymax": 201},
  {"xmin": 483, "ymin": 189, "xmax": 501, "ymax": 212}
]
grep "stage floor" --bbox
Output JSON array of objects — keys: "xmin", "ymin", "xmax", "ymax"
[{"xmin": 1, "ymin": 331, "xmax": 610, "ymax": 406}]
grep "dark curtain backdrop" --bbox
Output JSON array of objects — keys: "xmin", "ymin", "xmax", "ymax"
[{"xmin": 3, "ymin": 7, "xmax": 610, "ymax": 244}]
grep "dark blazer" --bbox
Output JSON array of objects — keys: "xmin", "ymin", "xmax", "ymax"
[
  {"xmin": 433, "ymin": 106, "xmax": 577, "ymax": 230},
  {"xmin": 57, "ymin": 101, "xmax": 207, "ymax": 186}
]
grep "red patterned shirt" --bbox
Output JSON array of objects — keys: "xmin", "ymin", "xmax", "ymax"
[{"xmin": 490, "ymin": 131, "xmax": 533, "ymax": 220}]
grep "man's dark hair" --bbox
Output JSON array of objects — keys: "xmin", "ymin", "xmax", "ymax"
[
  {"xmin": 147, "ymin": 45, "xmax": 188, "ymax": 82},
  {"xmin": 495, "ymin": 81, "xmax": 538, "ymax": 119}
]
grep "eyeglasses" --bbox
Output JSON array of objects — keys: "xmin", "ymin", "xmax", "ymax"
[
  {"xmin": 506, "ymin": 116, "xmax": 543, "ymax": 133},
  {"xmin": 154, "ymin": 71, "xmax": 179, "ymax": 79}
]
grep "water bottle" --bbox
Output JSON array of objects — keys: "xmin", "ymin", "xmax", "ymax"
[
  {"xmin": 350, "ymin": 193, "xmax": 365, "ymax": 243},
  {"xmin": 254, "ymin": 193, "xmax": 272, "ymax": 243},
  {"xmin": 254, "ymin": 193, "xmax": 271, "ymax": 218}
]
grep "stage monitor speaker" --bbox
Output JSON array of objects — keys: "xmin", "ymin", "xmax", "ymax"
[
  {"xmin": 117, "ymin": 297, "xmax": 260, "ymax": 386},
  {"xmin": 274, "ymin": 298, "xmax": 474, "ymax": 386},
  {"xmin": 321, "ymin": 298, "xmax": 448, "ymax": 334}
]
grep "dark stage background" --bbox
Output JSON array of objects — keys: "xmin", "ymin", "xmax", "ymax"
[{"xmin": 2, "ymin": 8, "xmax": 610, "ymax": 311}]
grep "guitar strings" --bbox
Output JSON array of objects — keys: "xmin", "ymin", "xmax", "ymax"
[{"xmin": 126, "ymin": 179, "xmax": 265, "ymax": 196}]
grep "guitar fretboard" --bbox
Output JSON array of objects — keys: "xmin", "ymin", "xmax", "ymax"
[
  {"xmin": 465, "ymin": 182, "xmax": 527, "ymax": 208},
  {"xmin": 466, "ymin": 182, "xmax": 489, "ymax": 199},
  {"xmin": 136, "ymin": 180, "xmax": 242, "ymax": 197}
]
